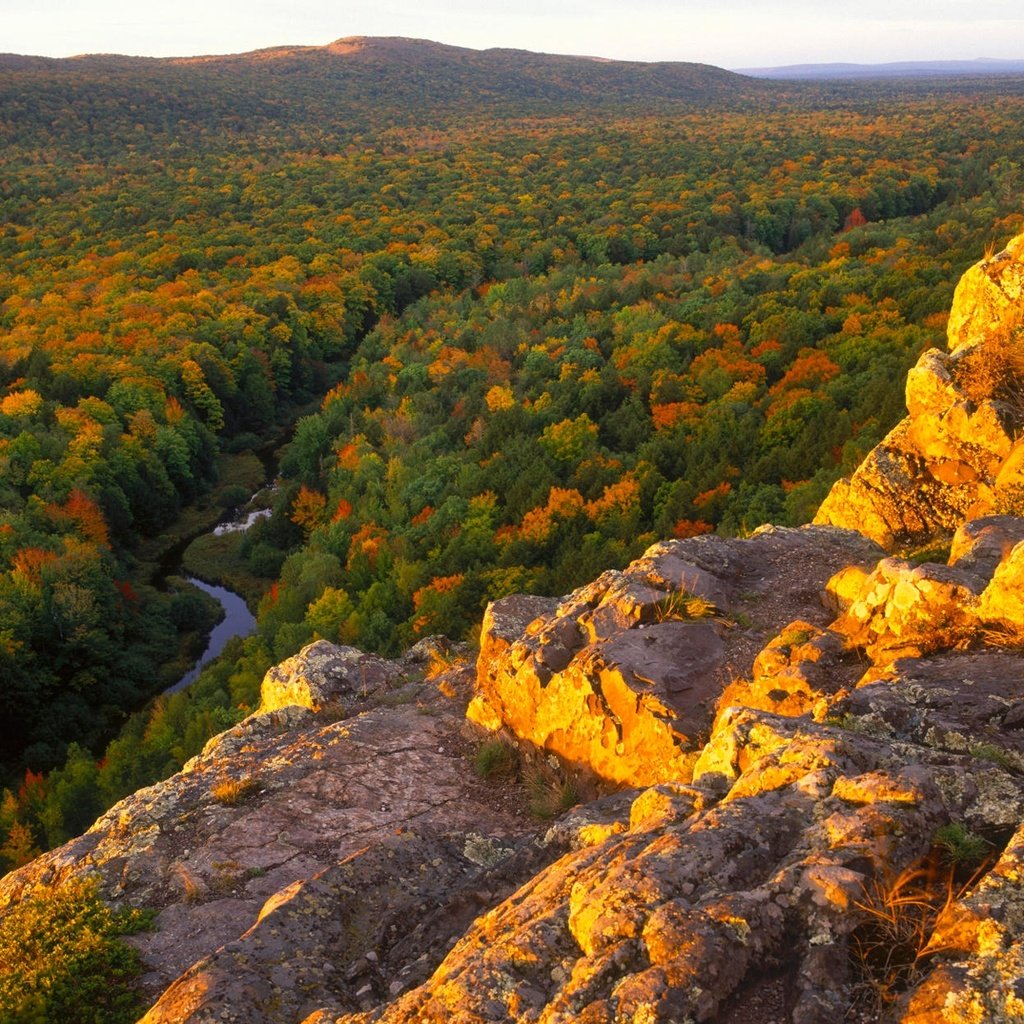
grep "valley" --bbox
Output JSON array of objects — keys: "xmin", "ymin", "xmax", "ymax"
[{"xmin": 1, "ymin": 37, "xmax": 1024, "ymax": 1022}]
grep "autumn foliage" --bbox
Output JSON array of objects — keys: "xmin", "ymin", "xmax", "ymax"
[{"xmin": 2, "ymin": 46, "xmax": 1024, "ymax": 866}]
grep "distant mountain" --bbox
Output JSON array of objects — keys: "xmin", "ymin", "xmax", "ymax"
[
  {"xmin": 738, "ymin": 58, "xmax": 1024, "ymax": 80},
  {"xmin": 0, "ymin": 35, "xmax": 760, "ymax": 112},
  {"xmin": 0, "ymin": 36, "xmax": 772, "ymax": 159}
]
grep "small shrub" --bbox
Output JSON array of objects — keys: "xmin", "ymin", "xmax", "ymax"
[
  {"xmin": 210, "ymin": 774, "xmax": 260, "ymax": 806},
  {"xmin": 849, "ymin": 836, "xmax": 1001, "ymax": 1016},
  {"xmin": 903, "ymin": 541, "xmax": 953, "ymax": 566},
  {"xmin": 934, "ymin": 823, "xmax": 991, "ymax": 868},
  {"xmin": 781, "ymin": 625, "xmax": 815, "ymax": 647},
  {"xmin": 473, "ymin": 738, "xmax": 517, "ymax": 780},
  {"xmin": 969, "ymin": 741, "xmax": 1018, "ymax": 772},
  {"xmin": 524, "ymin": 760, "xmax": 579, "ymax": 819},
  {"xmin": 209, "ymin": 860, "xmax": 246, "ymax": 895},
  {"xmin": 0, "ymin": 876, "xmax": 153, "ymax": 1024}
]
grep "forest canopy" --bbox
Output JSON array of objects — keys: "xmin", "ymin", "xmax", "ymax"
[{"xmin": 1, "ymin": 40, "xmax": 1023, "ymax": 862}]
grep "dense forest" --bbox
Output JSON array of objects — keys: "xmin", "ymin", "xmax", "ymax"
[{"xmin": 1, "ymin": 38, "xmax": 1023, "ymax": 866}]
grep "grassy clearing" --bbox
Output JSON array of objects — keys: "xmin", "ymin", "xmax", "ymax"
[
  {"xmin": 180, "ymin": 531, "xmax": 269, "ymax": 610},
  {"xmin": 135, "ymin": 449, "xmax": 266, "ymax": 580}
]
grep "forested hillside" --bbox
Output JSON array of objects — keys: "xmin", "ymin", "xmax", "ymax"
[{"xmin": 1, "ymin": 38, "xmax": 1022, "ymax": 864}]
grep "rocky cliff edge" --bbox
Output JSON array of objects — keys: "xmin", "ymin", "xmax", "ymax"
[
  {"xmin": 815, "ymin": 233, "xmax": 1024, "ymax": 550},
  {"xmin": 4, "ymin": 237, "xmax": 1024, "ymax": 1024}
]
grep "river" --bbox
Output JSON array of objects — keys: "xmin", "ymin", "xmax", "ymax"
[
  {"xmin": 160, "ymin": 477, "xmax": 277, "ymax": 694},
  {"xmin": 165, "ymin": 577, "xmax": 256, "ymax": 694}
]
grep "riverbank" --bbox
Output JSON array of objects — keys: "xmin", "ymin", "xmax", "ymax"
[
  {"xmin": 134, "ymin": 448, "xmax": 267, "ymax": 592},
  {"xmin": 179, "ymin": 519, "xmax": 273, "ymax": 612},
  {"xmin": 165, "ymin": 578, "xmax": 257, "ymax": 694},
  {"xmin": 135, "ymin": 387, "xmax": 328, "ymax": 595}
]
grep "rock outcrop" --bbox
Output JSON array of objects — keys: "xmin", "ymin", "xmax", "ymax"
[
  {"xmin": 258, "ymin": 640, "xmax": 406, "ymax": 713},
  {"xmin": 469, "ymin": 525, "xmax": 884, "ymax": 787},
  {"xmin": 0, "ymin": 650, "xmax": 546, "ymax": 1021},
  {"xmin": 4, "ymin": 235, "xmax": 1024, "ymax": 1024},
  {"xmin": 816, "ymin": 234, "xmax": 1024, "ymax": 551},
  {"xmin": 346, "ymin": 510, "xmax": 1024, "ymax": 1024}
]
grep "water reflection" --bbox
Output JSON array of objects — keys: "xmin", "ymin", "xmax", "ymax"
[{"xmin": 166, "ymin": 577, "xmax": 256, "ymax": 694}]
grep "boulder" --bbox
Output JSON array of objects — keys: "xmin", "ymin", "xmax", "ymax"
[
  {"xmin": 946, "ymin": 233, "xmax": 1024, "ymax": 353},
  {"xmin": 259, "ymin": 640, "xmax": 405, "ymax": 713},
  {"xmin": 343, "ymin": 682, "xmax": 1016, "ymax": 1024},
  {"xmin": 904, "ymin": 347, "xmax": 958, "ymax": 418},
  {"xmin": 830, "ymin": 557, "xmax": 984, "ymax": 663},
  {"xmin": 472, "ymin": 527, "xmax": 884, "ymax": 789},
  {"xmin": 978, "ymin": 539, "xmax": 1024, "ymax": 633},
  {"xmin": 714, "ymin": 622, "xmax": 855, "ymax": 724},
  {"xmin": 948, "ymin": 514, "xmax": 1024, "ymax": 576},
  {"xmin": 0, "ymin": 666, "xmax": 543, "ymax": 1022}
]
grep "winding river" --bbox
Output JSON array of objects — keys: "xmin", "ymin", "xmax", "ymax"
[
  {"xmin": 159, "ymin": 479, "xmax": 276, "ymax": 694},
  {"xmin": 165, "ymin": 577, "xmax": 256, "ymax": 694}
]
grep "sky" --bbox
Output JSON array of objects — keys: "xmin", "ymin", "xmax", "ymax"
[{"xmin": 2, "ymin": 0, "xmax": 1022, "ymax": 68}]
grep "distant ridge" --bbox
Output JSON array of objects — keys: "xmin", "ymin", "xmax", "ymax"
[
  {"xmin": 0, "ymin": 36, "xmax": 770, "ymax": 123},
  {"xmin": 738, "ymin": 58, "xmax": 1024, "ymax": 80}
]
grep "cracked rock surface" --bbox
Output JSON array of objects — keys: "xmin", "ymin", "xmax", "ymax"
[{"xmin": 0, "ymin": 656, "xmax": 543, "ymax": 1020}]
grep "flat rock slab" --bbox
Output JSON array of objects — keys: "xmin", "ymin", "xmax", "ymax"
[{"xmin": 0, "ymin": 679, "xmax": 537, "ymax": 1010}]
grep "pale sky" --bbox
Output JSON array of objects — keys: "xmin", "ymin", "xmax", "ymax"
[{"xmin": 2, "ymin": 0, "xmax": 1022, "ymax": 68}]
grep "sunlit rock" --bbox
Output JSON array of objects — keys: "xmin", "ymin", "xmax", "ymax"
[
  {"xmin": 946, "ymin": 233, "xmax": 1024, "ymax": 353},
  {"xmin": 816, "ymin": 232, "xmax": 1024, "ymax": 551},
  {"xmin": 259, "ymin": 640, "xmax": 404, "ymax": 713},
  {"xmin": 472, "ymin": 527, "xmax": 882, "ymax": 789}
]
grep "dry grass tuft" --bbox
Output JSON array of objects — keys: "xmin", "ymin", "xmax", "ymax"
[
  {"xmin": 523, "ymin": 758, "xmax": 579, "ymax": 820},
  {"xmin": 848, "ymin": 839, "xmax": 1000, "ymax": 1016},
  {"xmin": 982, "ymin": 624, "xmax": 1024, "ymax": 651},
  {"xmin": 425, "ymin": 646, "xmax": 471, "ymax": 680},
  {"xmin": 210, "ymin": 774, "xmax": 260, "ymax": 806},
  {"xmin": 953, "ymin": 328, "xmax": 1024, "ymax": 426},
  {"xmin": 176, "ymin": 865, "xmax": 205, "ymax": 903},
  {"xmin": 848, "ymin": 862, "xmax": 956, "ymax": 1014},
  {"xmin": 652, "ymin": 590, "xmax": 725, "ymax": 624}
]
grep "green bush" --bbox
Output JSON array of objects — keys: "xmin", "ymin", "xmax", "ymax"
[
  {"xmin": 934, "ymin": 822, "xmax": 991, "ymax": 868},
  {"xmin": 0, "ymin": 877, "xmax": 153, "ymax": 1024},
  {"xmin": 473, "ymin": 738, "xmax": 517, "ymax": 779}
]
